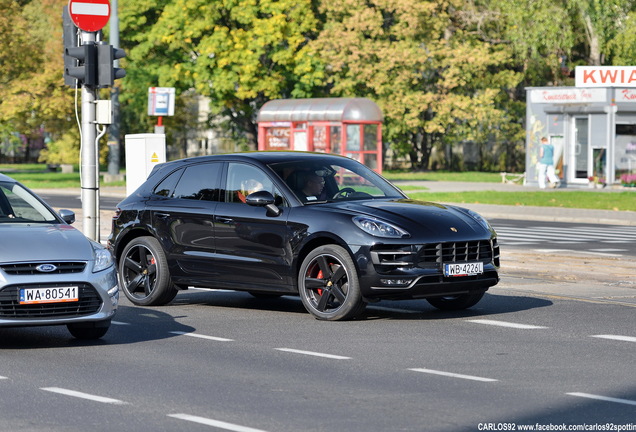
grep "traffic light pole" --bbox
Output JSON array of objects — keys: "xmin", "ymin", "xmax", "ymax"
[{"xmin": 80, "ymin": 30, "xmax": 99, "ymax": 241}]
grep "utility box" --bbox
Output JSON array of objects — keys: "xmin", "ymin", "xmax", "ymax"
[{"xmin": 124, "ymin": 133, "xmax": 166, "ymax": 196}]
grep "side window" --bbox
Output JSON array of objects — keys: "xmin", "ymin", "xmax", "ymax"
[
  {"xmin": 153, "ymin": 169, "xmax": 183, "ymax": 197},
  {"xmin": 225, "ymin": 163, "xmax": 286, "ymax": 206},
  {"xmin": 172, "ymin": 163, "xmax": 221, "ymax": 201}
]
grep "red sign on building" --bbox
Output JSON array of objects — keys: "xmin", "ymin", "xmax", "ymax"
[{"xmin": 68, "ymin": 0, "xmax": 110, "ymax": 32}]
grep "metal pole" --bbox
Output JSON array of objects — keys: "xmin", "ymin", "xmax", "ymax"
[
  {"xmin": 107, "ymin": 0, "xmax": 121, "ymax": 176},
  {"xmin": 80, "ymin": 31, "xmax": 98, "ymax": 240}
]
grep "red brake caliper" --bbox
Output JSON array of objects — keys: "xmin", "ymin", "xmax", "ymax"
[{"xmin": 317, "ymin": 270, "xmax": 324, "ymax": 296}]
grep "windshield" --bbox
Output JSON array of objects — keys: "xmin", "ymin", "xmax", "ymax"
[
  {"xmin": 268, "ymin": 158, "xmax": 406, "ymax": 204},
  {"xmin": 0, "ymin": 181, "xmax": 59, "ymax": 223}
]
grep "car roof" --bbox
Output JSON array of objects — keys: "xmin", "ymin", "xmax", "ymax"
[{"xmin": 149, "ymin": 151, "xmax": 352, "ymax": 176}]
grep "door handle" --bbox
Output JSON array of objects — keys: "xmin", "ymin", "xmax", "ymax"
[
  {"xmin": 155, "ymin": 212, "xmax": 170, "ymax": 219},
  {"xmin": 215, "ymin": 217, "xmax": 234, "ymax": 224}
]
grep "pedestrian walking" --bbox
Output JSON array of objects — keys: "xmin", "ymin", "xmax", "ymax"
[{"xmin": 537, "ymin": 136, "xmax": 560, "ymax": 188}]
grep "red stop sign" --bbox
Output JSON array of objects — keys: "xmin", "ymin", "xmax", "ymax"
[{"xmin": 68, "ymin": 0, "xmax": 110, "ymax": 32}]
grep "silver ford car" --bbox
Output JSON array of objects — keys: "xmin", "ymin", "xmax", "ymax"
[{"xmin": 0, "ymin": 173, "xmax": 118, "ymax": 339}]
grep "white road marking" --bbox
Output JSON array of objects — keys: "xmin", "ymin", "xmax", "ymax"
[
  {"xmin": 466, "ymin": 319, "xmax": 548, "ymax": 329},
  {"xmin": 591, "ymin": 334, "xmax": 636, "ymax": 343},
  {"xmin": 0, "ymin": 376, "xmax": 7, "ymax": 380},
  {"xmin": 170, "ymin": 331, "xmax": 233, "ymax": 342},
  {"xmin": 409, "ymin": 368, "xmax": 498, "ymax": 382},
  {"xmin": 275, "ymin": 348, "xmax": 351, "ymax": 360},
  {"xmin": 41, "ymin": 387, "xmax": 128, "ymax": 405},
  {"xmin": 168, "ymin": 414, "xmax": 269, "ymax": 432},
  {"xmin": 567, "ymin": 392, "xmax": 636, "ymax": 406}
]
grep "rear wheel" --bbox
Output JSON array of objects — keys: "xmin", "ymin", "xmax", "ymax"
[
  {"xmin": 298, "ymin": 245, "xmax": 366, "ymax": 321},
  {"xmin": 118, "ymin": 236, "xmax": 177, "ymax": 306},
  {"xmin": 426, "ymin": 291, "xmax": 485, "ymax": 311}
]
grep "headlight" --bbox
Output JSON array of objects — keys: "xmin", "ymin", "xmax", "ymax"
[
  {"xmin": 353, "ymin": 216, "xmax": 409, "ymax": 238},
  {"xmin": 91, "ymin": 241, "xmax": 114, "ymax": 272}
]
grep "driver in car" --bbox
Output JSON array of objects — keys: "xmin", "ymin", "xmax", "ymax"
[{"xmin": 299, "ymin": 172, "xmax": 325, "ymax": 202}]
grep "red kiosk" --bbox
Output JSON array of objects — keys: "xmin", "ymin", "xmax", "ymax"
[{"xmin": 257, "ymin": 98, "xmax": 384, "ymax": 173}]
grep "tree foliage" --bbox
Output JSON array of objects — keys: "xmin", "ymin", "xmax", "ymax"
[
  {"xmin": 1, "ymin": 0, "xmax": 636, "ymax": 169},
  {"xmin": 118, "ymin": 0, "xmax": 325, "ymax": 148},
  {"xmin": 0, "ymin": 0, "xmax": 76, "ymax": 162},
  {"xmin": 313, "ymin": 0, "xmax": 523, "ymax": 169}
]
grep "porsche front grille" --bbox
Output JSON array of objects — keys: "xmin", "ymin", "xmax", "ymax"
[{"xmin": 371, "ymin": 239, "xmax": 499, "ymax": 270}]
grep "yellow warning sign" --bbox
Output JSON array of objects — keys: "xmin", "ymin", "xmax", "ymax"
[{"xmin": 151, "ymin": 152, "xmax": 159, "ymax": 163}]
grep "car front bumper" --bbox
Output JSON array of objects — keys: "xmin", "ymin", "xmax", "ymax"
[{"xmin": 0, "ymin": 265, "xmax": 119, "ymax": 328}]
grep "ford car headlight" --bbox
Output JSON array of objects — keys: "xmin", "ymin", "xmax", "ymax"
[
  {"xmin": 353, "ymin": 216, "xmax": 410, "ymax": 238},
  {"xmin": 91, "ymin": 241, "xmax": 115, "ymax": 272}
]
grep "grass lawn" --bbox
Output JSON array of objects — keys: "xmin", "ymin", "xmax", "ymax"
[
  {"xmin": 0, "ymin": 164, "xmax": 125, "ymax": 188},
  {"xmin": 407, "ymin": 190, "xmax": 636, "ymax": 212}
]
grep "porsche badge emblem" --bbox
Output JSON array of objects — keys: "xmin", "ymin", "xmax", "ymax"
[{"xmin": 450, "ymin": 227, "xmax": 458, "ymax": 232}]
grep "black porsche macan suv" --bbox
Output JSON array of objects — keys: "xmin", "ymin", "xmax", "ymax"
[{"xmin": 108, "ymin": 152, "xmax": 499, "ymax": 320}]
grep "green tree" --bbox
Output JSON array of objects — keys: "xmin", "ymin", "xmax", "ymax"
[
  {"xmin": 0, "ymin": 0, "xmax": 76, "ymax": 162},
  {"xmin": 314, "ymin": 0, "xmax": 523, "ymax": 170},
  {"xmin": 118, "ymin": 0, "xmax": 326, "ymax": 149}
]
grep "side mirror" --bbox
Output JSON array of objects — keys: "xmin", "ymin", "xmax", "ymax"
[
  {"xmin": 245, "ymin": 191, "xmax": 282, "ymax": 216},
  {"xmin": 59, "ymin": 209, "xmax": 76, "ymax": 224}
]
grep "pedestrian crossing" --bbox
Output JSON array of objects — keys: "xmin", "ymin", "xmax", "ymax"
[{"xmin": 492, "ymin": 223, "xmax": 636, "ymax": 256}]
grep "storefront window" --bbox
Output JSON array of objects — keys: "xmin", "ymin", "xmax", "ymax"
[
  {"xmin": 331, "ymin": 126, "xmax": 341, "ymax": 153},
  {"xmin": 264, "ymin": 127, "xmax": 290, "ymax": 150},
  {"xmin": 615, "ymin": 124, "xmax": 636, "ymax": 182},
  {"xmin": 346, "ymin": 125, "xmax": 360, "ymax": 151},
  {"xmin": 363, "ymin": 124, "xmax": 378, "ymax": 151},
  {"xmin": 313, "ymin": 126, "xmax": 327, "ymax": 152},
  {"xmin": 364, "ymin": 153, "xmax": 378, "ymax": 170}
]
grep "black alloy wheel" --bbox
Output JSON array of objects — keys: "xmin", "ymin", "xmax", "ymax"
[
  {"xmin": 298, "ymin": 244, "xmax": 365, "ymax": 321},
  {"xmin": 118, "ymin": 236, "xmax": 177, "ymax": 306}
]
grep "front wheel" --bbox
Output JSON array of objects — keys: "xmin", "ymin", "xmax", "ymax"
[
  {"xmin": 426, "ymin": 291, "xmax": 485, "ymax": 311},
  {"xmin": 118, "ymin": 236, "xmax": 177, "ymax": 306},
  {"xmin": 298, "ymin": 245, "xmax": 366, "ymax": 321}
]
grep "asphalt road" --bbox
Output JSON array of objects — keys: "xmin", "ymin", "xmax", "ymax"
[
  {"xmin": 1, "ymin": 287, "xmax": 635, "ymax": 431},
  {"xmin": 3, "ymin": 191, "xmax": 630, "ymax": 431}
]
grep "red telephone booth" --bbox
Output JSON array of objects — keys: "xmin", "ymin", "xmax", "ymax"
[{"xmin": 257, "ymin": 98, "xmax": 384, "ymax": 173}]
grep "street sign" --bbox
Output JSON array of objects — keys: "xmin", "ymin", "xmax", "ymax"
[
  {"xmin": 68, "ymin": 0, "xmax": 110, "ymax": 32},
  {"xmin": 148, "ymin": 87, "xmax": 175, "ymax": 116}
]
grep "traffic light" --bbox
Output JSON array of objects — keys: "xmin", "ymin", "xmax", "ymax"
[
  {"xmin": 97, "ymin": 44, "xmax": 126, "ymax": 87},
  {"xmin": 65, "ymin": 43, "xmax": 97, "ymax": 87},
  {"xmin": 62, "ymin": 6, "xmax": 79, "ymax": 86}
]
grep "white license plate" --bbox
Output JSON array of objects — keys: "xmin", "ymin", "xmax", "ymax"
[
  {"xmin": 443, "ymin": 262, "xmax": 484, "ymax": 277},
  {"xmin": 19, "ymin": 287, "xmax": 79, "ymax": 304}
]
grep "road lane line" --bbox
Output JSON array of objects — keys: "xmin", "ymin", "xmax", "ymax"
[
  {"xmin": 0, "ymin": 376, "xmax": 7, "ymax": 380},
  {"xmin": 409, "ymin": 368, "xmax": 498, "ymax": 382},
  {"xmin": 591, "ymin": 334, "xmax": 636, "ymax": 343},
  {"xmin": 466, "ymin": 319, "xmax": 548, "ymax": 329},
  {"xmin": 168, "ymin": 414, "xmax": 269, "ymax": 432},
  {"xmin": 170, "ymin": 331, "xmax": 233, "ymax": 342},
  {"xmin": 41, "ymin": 387, "xmax": 128, "ymax": 405},
  {"xmin": 275, "ymin": 348, "xmax": 351, "ymax": 360},
  {"xmin": 567, "ymin": 392, "xmax": 636, "ymax": 406}
]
